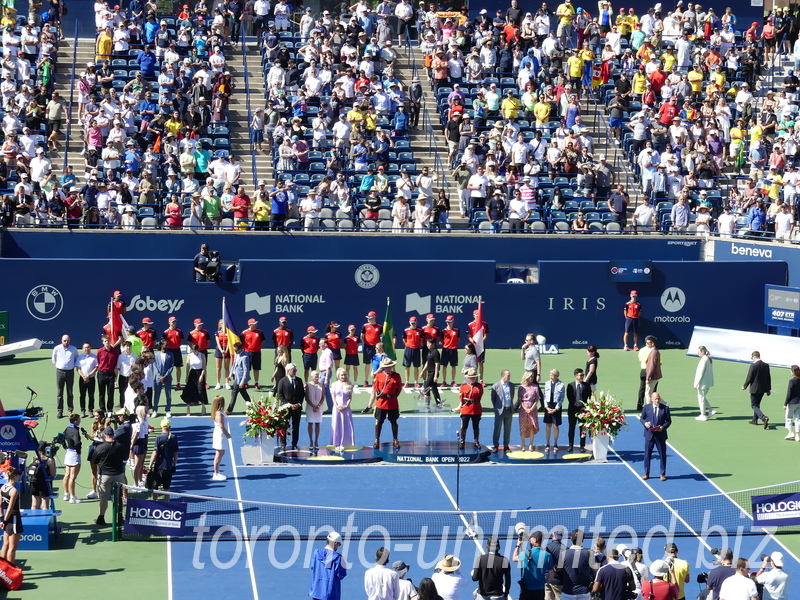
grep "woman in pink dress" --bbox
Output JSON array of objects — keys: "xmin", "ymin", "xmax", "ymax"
[
  {"xmin": 165, "ymin": 194, "xmax": 182, "ymax": 230},
  {"xmin": 518, "ymin": 370, "xmax": 541, "ymax": 451},
  {"xmin": 329, "ymin": 368, "xmax": 354, "ymax": 450}
]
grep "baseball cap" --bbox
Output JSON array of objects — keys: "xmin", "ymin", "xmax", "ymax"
[
  {"xmin": 327, "ymin": 531, "xmax": 342, "ymax": 543},
  {"xmin": 194, "ymin": 318, "xmax": 203, "ymax": 324},
  {"xmin": 168, "ymin": 316, "xmax": 177, "ymax": 322},
  {"xmin": 630, "ymin": 290, "xmax": 638, "ymax": 296},
  {"xmin": 446, "ymin": 315, "xmax": 454, "ymax": 321},
  {"xmin": 142, "ymin": 317, "xmax": 152, "ymax": 324},
  {"xmin": 307, "ymin": 326, "xmax": 317, "ymax": 333},
  {"xmin": 161, "ymin": 418, "xmax": 172, "ymax": 429},
  {"xmin": 279, "ymin": 316, "xmax": 288, "ymax": 322},
  {"xmin": 103, "ymin": 426, "xmax": 115, "ymax": 436},
  {"xmin": 367, "ymin": 311, "xmax": 377, "ymax": 318},
  {"xmin": 473, "ymin": 310, "xmax": 479, "ymax": 316},
  {"xmin": 426, "ymin": 314, "xmax": 435, "ymax": 320},
  {"xmin": 348, "ymin": 324, "xmax": 356, "ymax": 330},
  {"xmin": 409, "ymin": 316, "xmax": 417, "ymax": 322},
  {"xmin": 770, "ymin": 552, "xmax": 784, "ymax": 567},
  {"xmin": 248, "ymin": 318, "xmax": 258, "ymax": 325}
]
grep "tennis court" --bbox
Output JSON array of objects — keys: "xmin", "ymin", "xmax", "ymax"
[{"xmin": 137, "ymin": 409, "xmax": 800, "ymax": 600}]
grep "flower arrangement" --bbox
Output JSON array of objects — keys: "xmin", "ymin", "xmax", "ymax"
[
  {"xmin": 241, "ymin": 393, "xmax": 292, "ymax": 440},
  {"xmin": 581, "ymin": 391, "xmax": 626, "ymax": 438}
]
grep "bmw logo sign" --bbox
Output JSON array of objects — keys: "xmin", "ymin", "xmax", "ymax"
[{"xmin": 26, "ymin": 284, "xmax": 64, "ymax": 321}]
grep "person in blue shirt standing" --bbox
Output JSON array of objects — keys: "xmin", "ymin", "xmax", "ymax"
[
  {"xmin": 268, "ymin": 179, "xmax": 290, "ymax": 231},
  {"xmin": 514, "ymin": 530, "xmax": 554, "ymax": 600},
  {"xmin": 137, "ymin": 46, "xmax": 157, "ymax": 78},
  {"xmin": 309, "ymin": 531, "xmax": 347, "ymax": 600},
  {"xmin": 749, "ymin": 200, "xmax": 767, "ymax": 236},
  {"xmin": 392, "ymin": 105, "xmax": 408, "ymax": 138}
]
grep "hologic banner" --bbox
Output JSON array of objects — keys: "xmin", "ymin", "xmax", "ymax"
[
  {"xmin": 752, "ymin": 493, "xmax": 800, "ymax": 527},
  {"xmin": 124, "ymin": 499, "xmax": 188, "ymax": 536}
]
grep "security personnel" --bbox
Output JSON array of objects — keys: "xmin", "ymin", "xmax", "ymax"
[
  {"xmin": 301, "ymin": 325, "xmax": 320, "ymax": 381},
  {"xmin": 402, "ymin": 316, "xmax": 423, "ymax": 387},
  {"xmin": 373, "ymin": 357, "xmax": 403, "ymax": 449}
]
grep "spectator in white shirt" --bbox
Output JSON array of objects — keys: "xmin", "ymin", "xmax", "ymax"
[
  {"xmin": 364, "ymin": 547, "xmax": 400, "ymax": 600},
  {"xmin": 717, "ymin": 205, "xmax": 737, "ymax": 237},
  {"xmin": 774, "ymin": 204, "xmax": 795, "ymax": 241},
  {"xmin": 632, "ymin": 197, "xmax": 656, "ymax": 233},
  {"xmin": 755, "ymin": 552, "xmax": 790, "ymax": 600},
  {"xmin": 431, "ymin": 555, "xmax": 469, "ymax": 600}
]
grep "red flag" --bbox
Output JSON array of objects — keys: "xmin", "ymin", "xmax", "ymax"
[
  {"xmin": 472, "ymin": 301, "xmax": 485, "ymax": 356},
  {"xmin": 109, "ymin": 303, "xmax": 123, "ymax": 346}
]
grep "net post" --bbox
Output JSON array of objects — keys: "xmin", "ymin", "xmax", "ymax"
[{"xmin": 111, "ymin": 482, "xmax": 119, "ymax": 542}]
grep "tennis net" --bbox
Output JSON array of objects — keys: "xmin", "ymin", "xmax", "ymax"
[{"xmin": 114, "ymin": 481, "xmax": 800, "ymax": 542}]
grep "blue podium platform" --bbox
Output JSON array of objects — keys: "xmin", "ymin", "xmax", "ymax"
[{"xmin": 18, "ymin": 509, "xmax": 58, "ymax": 550}]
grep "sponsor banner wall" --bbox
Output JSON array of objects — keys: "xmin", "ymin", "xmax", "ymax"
[
  {"xmin": 752, "ymin": 493, "xmax": 800, "ymax": 528},
  {"xmin": 714, "ymin": 240, "xmax": 800, "ymax": 286},
  {"xmin": 0, "ymin": 258, "xmax": 785, "ymax": 349},
  {"xmin": 0, "ymin": 230, "xmax": 703, "ymax": 262}
]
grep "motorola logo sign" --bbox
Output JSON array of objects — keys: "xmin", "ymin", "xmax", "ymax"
[
  {"xmin": 0, "ymin": 424, "xmax": 15, "ymax": 440},
  {"xmin": 660, "ymin": 287, "xmax": 686, "ymax": 313},
  {"xmin": 655, "ymin": 287, "xmax": 691, "ymax": 323}
]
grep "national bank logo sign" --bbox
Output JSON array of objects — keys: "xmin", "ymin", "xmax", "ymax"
[
  {"xmin": 406, "ymin": 293, "xmax": 431, "ymax": 314},
  {"xmin": 245, "ymin": 292, "xmax": 271, "ymax": 315},
  {"xmin": 124, "ymin": 499, "xmax": 188, "ymax": 536}
]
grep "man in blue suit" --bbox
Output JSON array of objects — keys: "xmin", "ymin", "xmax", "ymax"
[
  {"xmin": 226, "ymin": 341, "xmax": 251, "ymax": 414},
  {"xmin": 640, "ymin": 391, "xmax": 671, "ymax": 481},
  {"xmin": 152, "ymin": 339, "xmax": 174, "ymax": 419}
]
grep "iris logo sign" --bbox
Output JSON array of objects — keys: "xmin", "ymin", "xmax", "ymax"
[{"xmin": 660, "ymin": 287, "xmax": 686, "ymax": 313}]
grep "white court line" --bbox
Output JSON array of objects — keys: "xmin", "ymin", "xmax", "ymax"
[
  {"xmin": 663, "ymin": 436, "xmax": 800, "ymax": 565},
  {"xmin": 167, "ymin": 538, "xmax": 173, "ymax": 600},
  {"xmin": 607, "ymin": 442, "xmax": 712, "ymax": 551},
  {"xmin": 228, "ymin": 434, "xmax": 260, "ymax": 600},
  {"xmin": 429, "ymin": 465, "xmax": 485, "ymax": 554}
]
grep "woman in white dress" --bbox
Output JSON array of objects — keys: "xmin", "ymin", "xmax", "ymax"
[
  {"xmin": 693, "ymin": 345, "xmax": 715, "ymax": 421},
  {"xmin": 211, "ymin": 395, "xmax": 231, "ymax": 481},
  {"xmin": 305, "ymin": 371, "xmax": 324, "ymax": 450},
  {"xmin": 414, "ymin": 197, "xmax": 431, "ymax": 232},
  {"xmin": 130, "ymin": 404, "xmax": 149, "ymax": 487},
  {"xmin": 330, "ymin": 368, "xmax": 355, "ymax": 450}
]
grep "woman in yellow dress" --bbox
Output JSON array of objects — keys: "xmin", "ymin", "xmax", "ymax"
[{"xmin": 95, "ymin": 26, "xmax": 112, "ymax": 62}]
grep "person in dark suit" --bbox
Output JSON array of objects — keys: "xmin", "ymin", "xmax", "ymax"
[
  {"xmin": 490, "ymin": 370, "xmax": 516, "ymax": 452},
  {"xmin": 276, "ymin": 362, "xmax": 305, "ymax": 450},
  {"xmin": 640, "ymin": 391, "xmax": 671, "ymax": 481},
  {"xmin": 226, "ymin": 342, "xmax": 251, "ymax": 414},
  {"xmin": 742, "ymin": 350, "xmax": 772, "ymax": 429},
  {"xmin": 566, "ymin": 368, "xmax": 592, "ymax": 453}
]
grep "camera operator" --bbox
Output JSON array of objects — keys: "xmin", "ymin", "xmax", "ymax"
[
  {"xmin": 90, "ymin": 426, "xmax": 127, "ymax": 527},
  {"xmin": 705, "ymin": 548, "xmax": 734, "ymax": 600},
  {"xmin": 29, "ymin": 441, "xmax": 56, "ymax": 510}
]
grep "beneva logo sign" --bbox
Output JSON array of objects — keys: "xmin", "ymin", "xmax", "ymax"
[{"xmin": 730, "ymin": 244, "xmax": 773, "ymax": 259}]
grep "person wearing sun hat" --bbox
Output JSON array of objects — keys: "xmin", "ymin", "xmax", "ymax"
[
  {"xmin": 372, "ymin": 357, "xmax": 402, "ymax": 449},
  {"xmin": 642, "ymin": 559, "xmax": 679, "ymax": 598},
  {"xmin": 453, "ymin": 368, "xmax": 483, "ymax": 449},
  {"xmin": 432, "ymin": 554, "xmax": 468, "ymax": 598}
]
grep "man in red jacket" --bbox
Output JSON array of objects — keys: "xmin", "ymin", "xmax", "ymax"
[
  {"xmin": 373, "ymin": 357, "xmax": 403, "ymax": 449},
  {"xmin": 137, "ymin": 317, "xmax": 157, "ymax": 351},
  {"xmin": 441, "ymin": 315, "xmax": 460, "ymax": 387},
  {"xmin": 272, "ymin": 316, "xmax": 294, "ymax": 360}
]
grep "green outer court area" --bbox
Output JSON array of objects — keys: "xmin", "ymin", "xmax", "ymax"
[{"xmin": 1, "ymin": 347, "xmax": 797, "ymax": 598}]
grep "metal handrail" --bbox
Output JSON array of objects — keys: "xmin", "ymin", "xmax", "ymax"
[
  {"xmin": 62, "ymin": 19, "xmax": 79, "ymax": 173},
  {"xmin": 588, "ymin": 86, "xmax": 636, "ymax": 208},
  {"xmin": 241, "ymin": 35, "xmax": 257, "ymax": 188}
]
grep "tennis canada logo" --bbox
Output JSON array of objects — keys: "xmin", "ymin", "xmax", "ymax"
[
  {"xmin": 26, "ymin": 284, "xmax": 64, "ymax": 321},
  {"xmin": 355, "ymin": 264, "xmax": 380, "ymax": 289}
]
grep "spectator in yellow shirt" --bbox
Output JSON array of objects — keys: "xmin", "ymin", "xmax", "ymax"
[
  {"xmin": 615, "ymin": 8, "xmax": 628, "ymax": 35},
  {"xmin": 501, "ymin": 91, "xmax": 522, "ymax": 119},
  {"xmin": 555, "ymin": 0, "xmax": 575, "ymax": 43},
  {"xmin": 533, "ymin": 98, "xmax": 551, "ymax": 127},
  {"xmin": 660, "ymin": 48, "xmax": 677, "ymax": 72},
  {"xmin": 687, "ymin": 67, "xmax": 704, "ymax": 96},
  {"xmin": 579, "ymin": 40, "xmax": 595, "ymax": 62},
  {"xmin": 632, "ymin": 67, "xmax": 648, "ymax": 95}
]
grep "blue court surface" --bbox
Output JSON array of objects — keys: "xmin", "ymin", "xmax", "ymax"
[{"xmin": 162, "ymin": 411, "xmax": 800, "ymax": 600}]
